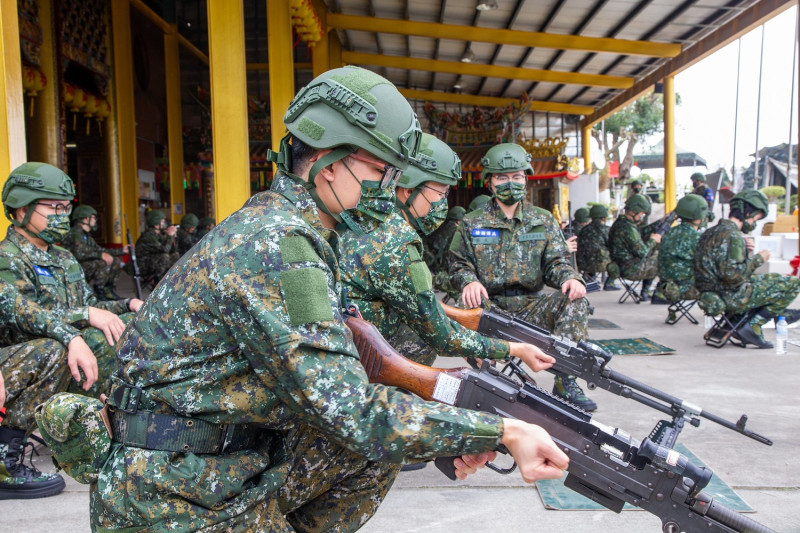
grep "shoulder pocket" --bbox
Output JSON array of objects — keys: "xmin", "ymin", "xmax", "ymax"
[
  {"xmin": 280, "ymin": 267, "xmax": 334, "ymax": 326},
  {"xmin": 65, "ymin": 263, "xmax": 85, "ymax": 283},
  {"xmin": 408, "ymin": 261, "xmax": 433, "ymax": 294}
]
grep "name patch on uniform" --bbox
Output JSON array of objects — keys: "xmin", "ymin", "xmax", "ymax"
[
  {"xmin": 519, "ymin": 232, "xmax": 546, "ymax": 242},
  {"xmin": 34, "ymin": 265, "xmax": 53, "ymax": 277},
  {"xmin": 471, "ymin": 228, "xmax": 500, "ymax": 244}
]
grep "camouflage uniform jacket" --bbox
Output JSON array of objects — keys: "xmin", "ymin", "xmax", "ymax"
[
  {"xmin": 422, "ymin": 218, "xmax": 460, "ymax": 274},
  {"xmin": 176, "ymin": 227, "xmax": 200, "ymax": 256},
  {"xmin": 658, "ymin": 222, "xmax": 700, "ymax": 289},
  {"xmin": 694, "ymin": 218, "xmax": 764, "ymax": 293},
  {"xmin": 339, "ymin": 208, "xmax": 509, "ymax": 362},
  {"xmin": 608, "ymin": 216, "xmax": 657, "ymax": 274},
  {"xmin": 135, "ymin": 227, "xmax": 175, "ymax": 260},
  {"xmin": 62, "ymin": 226, "xmax": 125, "ymax": 262},
  {"xmin": 693, "ymin": 184, "xmax": 715, "ymax": 208},
  {"xmin": 113, "ymin": 172, "xmax": 502, "ymax": 461},
  {"xmin": 576, "ymin": 220, "xmax": 611, "ymax": 273},
  {"xmin": 0, "ymin": 228, "xmax": 130, "ymax": 347},
  {"xmin": 0, "ymin": 277, "xmax": 80, "ymax": 348},
  {"xmin": 449, "ymin": 198, "xmax": 581, "ymax": 296}
]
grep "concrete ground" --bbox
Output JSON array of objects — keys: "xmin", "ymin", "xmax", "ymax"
[{"xmin": 3, "ymin": 275, "xmax": 799, "ymax": 533}]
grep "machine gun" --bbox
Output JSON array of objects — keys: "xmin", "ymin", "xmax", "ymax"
[
  {"xmin": 440, "ymin": 302, "xmax": 772, "ymax": 449},
  {"xmin": 653, "ymin": 211, "xmax": 678, "ymax": 237},
  {"xmin": 345, "ymin": 315, "xmax": 775, "ymax": 533},
  {"xmin": 123, "ymin": 214, "xmax": 143, "ymax": 300}
]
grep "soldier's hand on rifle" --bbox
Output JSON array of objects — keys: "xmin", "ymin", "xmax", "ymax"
[
  {"xmin": 453, "ymin": 451, "xmax": 498, "ymax": 480},
  {"xmin": 67, "ymin": 336, "xmax": 98, "ymax": 391},
  {"xmin": 462, "ymin": 281, "xmax": 489, "ymax": 309},
  {"xmin": 509, "ymin": 342, "xmax": 555, "ymax": 372},
  {"xmin": 101, "ymin": 252, "xmax": 114, "ymax": 266},
  {"xmin": 501, "ymin": 419, "xmax": 569, "ymax": 483},
  {"xmin": 88, "ymin": 307, "xmax": 127, "ymax": 345},
  {"xmin": 561, "ymin": 278, "xmax": 585, "ymax": 300},
  {"xmin": 565, "ymin": 235, "xmax": 578, "ymax": 253},
  {"xmin": 649, "ymin": 233, "xmax": 662, "ymax": 244}
]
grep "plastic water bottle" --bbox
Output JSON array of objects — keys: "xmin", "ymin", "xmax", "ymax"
[{"xmin": 775, "ymin": 316, "xmax": 788, "ymax": 355}]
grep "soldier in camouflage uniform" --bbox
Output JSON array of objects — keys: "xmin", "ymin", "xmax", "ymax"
[
  {"xmin": 608, "ymin": 194, "xmax": 662, "ymax": 301},
  {"xmin": 196, "ymin": 216, "xmax": 216, "ymax": 239},
  {"xmin": 654, "ymin": 194, "xmax": 707, "ymax": 307},
  {"xmin": 691, "ymin": 172, "xmax": 715, "ymax": 213},
  {"xmin": 62, "ymin": 204, "xmax": 127, "ymax": 300},
  {"xmin": 91, "ymin": 67, "xmax": 567, "ymax": 532},
  {"xmin": 135, "ymin": 209, "xmax": 178, "ymax": 283},
  {"xmin": 576, "ymin": 204, "xmax": 619, "ymax": 291},
  {"xmin": 422, "ymin": 205, "xmax": 465, "ymax": 301},
  {"xmin": 448, "ymin": 143, "xmax": 596, "ymax": 412},
  {"xmin": 571, "ymin": 207, "xmax": 590, "ymax": 235},
  {"xmin": 0, "ymin": 163, "xmax": 143, "ymax": 499},
  {"xmin": 176, "ymin": 213, "xmax": 200, "ymax": 256},
  {"xmin": 695, "ymin": 190, "xmax": 800, "ymax": 348}
]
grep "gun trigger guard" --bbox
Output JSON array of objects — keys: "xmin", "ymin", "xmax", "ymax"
[{"xmin": 486, "ymin": 460, "xmax": 517, "ymax": 475}]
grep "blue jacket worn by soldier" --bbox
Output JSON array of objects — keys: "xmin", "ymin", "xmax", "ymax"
[
  {"xmin": 88, "ymin": 67, "xmax": 566, "ymax": 533},
  {"xmin": 695, "ymin": 190, "xmax": 800, "ymax": 348},
  {"xmin": 134, "ymin": 210, "xmax": 178, "ymax": 282},
  {"xmin": 608, "ymin": 194, "xmax": 660, "ymax": 300},
  {"xmin": 0, "ymin": 163, "xmax": 137, "ymax": 500},
  {"xmin": 655, "ymin": 194, "xmax": 707, "ymax": 304},
  {"xmin": 448, "ymin": 142, "xmax": 596, "ymax": 412},
  {"xmin": 62, "ymin": 204, "xmax": 126, "ymax": 300}
]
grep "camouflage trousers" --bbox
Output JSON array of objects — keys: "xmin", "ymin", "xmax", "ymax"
[
  {"xmin": 619, "ymin": 250, "xmax": 659, "ymax": 281},
  {"xmin": 0, "ymin": 314, "xmax": 133, "ymax": 432},
  {"xmin": 494, "ymin": 289, "xmax": 588, "ymax": 342},
  {"xmin": 81, "ymin": 257, "xmax": 122, "ymax": 289},
  {"xmin": 720, "ymin": 273, "xmax": 800, "ymax": 325},
  {"xmin": 91, "ymin": 424, "xmax": 399, "ymax": 532}
]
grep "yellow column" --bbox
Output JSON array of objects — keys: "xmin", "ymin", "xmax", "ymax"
[
  {"xmin": 111, "ymin": 0, "xmax": 139, "ymax": 235},
  {"xmin": 268, "ymin": 1, "xmax": 294, "ymax": 156},
  {"xmin": 164, "ymin": 31, "xmax": 185, "ymax": 224},
  {"xmin": 328, "ymin": 27, "xmax": 342, "ymax": 68},
  {"xmin": 582, "ymin": 125, "xmax": 592, "ymax": 173},
  {"xmin": 27, "ymin": 0, "xmax": 58, "ymax": 165},
  {"xmin": 207, "ymin": 0, "xmax": 249, "ymax": 221},
  {"xmin": 663, "ymin": 77, "xmax": 676, "ymax": 212},
  {"xmin": 311, "ymin": 0, "xmax": 329, "ymax": 77},
  {"xmin": 0, "ymin": 1, "xmax": 25, "ymax": 234}
]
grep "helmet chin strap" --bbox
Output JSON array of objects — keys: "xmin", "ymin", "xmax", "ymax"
[{"xmin": 306, "ymin": 146, "xmax": 357, "ymax": 223}]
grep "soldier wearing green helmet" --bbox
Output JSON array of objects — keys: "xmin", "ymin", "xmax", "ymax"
[
  {"xmin": 176, "ymin": 213, "xmax": 200, "ymax": 256},
  {"xmin": 62, "ymin": 204, "xmax": 128, "ymax": 300},
  {"xmin": 0, "ymin": 162, "xmax": 142, "ymax": 500},
  {"xmin": 88, "ymin": 68, "xmax": 566, "ymax": 531},
  {"xmin": 449, "ymin": 142, "xmax": 597, "ymax": 412},
  {"xmin": 196, "ymin": 216, "xmax": 216, "ymax": 239},
  {"xmin": 577, "ymin": 204, "xmax": 619, "ymax": 291},
  {"xmin": 134, "ymin": 209, "xmax": 178, "ymax": 283},
  {"xmin": 695, "ymin": 189, "xmax": 800, "ymax": 348},
  {"xmin": 571, "ymin": 207, "xmax": 591, "ymax": 235},
  {"xmin": 654, "ymin": 194, "xmax": 707, "ymax": 307},
  {"xmin": 609, "ymin": 193, "xmax": 662, "ymax": 301},
  {"xmin": 691, "ymin": 171, "xmax": 715, "ymax": 216}
]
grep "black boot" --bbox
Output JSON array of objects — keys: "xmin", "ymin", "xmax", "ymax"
[
  {"xmin": 779, "ymin": 309, "xmax": 800, "ymax": 325},
  {"xmin": 0, "ymin": 427, "xmax": 65, "ymax": 500},
  {"xmin": 603, "ymin": 278, "xmax": 620, "ymax": 291},
  {"xmin": 639, "ymin": 279, "xmax": 653, "ymax": 302},
  {"xmin": 552, "ymin": 376, "xmax": 597, "ymax": 411},
  {"xmin": 735, "ymin": 322, "xmax": 773, "ymax": 349}
]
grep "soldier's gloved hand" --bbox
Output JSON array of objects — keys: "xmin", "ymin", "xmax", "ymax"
[
  {"xmin": 88, "ymin": 307, "xmax": 127, "ymax": 345},
  {"xmin": 101, "ymin": 252, "xmax": 114, "ymax": 266},
  {"xmin": 453, "ymin": 451, "xmax": 498, "ymax": 480},
  {"xmin": 508, "ymin": 342, "xmax": 555, "ymax": 372},
  {"xmin": 500, "ymin": 419, "xmax": 569, "ymax": 483},
  {"xmin": 561, "ymin": 279, "xmax": 586, "ymax": 301},
  {"xmin": 565, "ymin": 235, "xmax": 578, "ymax": 254},
  {"xmin": 462, "ymin": 281, "xmax": 489, "ymax": 309},
  {"xmin": 67, "ymin": 336, "xmax": 98, "ymax": 391}
]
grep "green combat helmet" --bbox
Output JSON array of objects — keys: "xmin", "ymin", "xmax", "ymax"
[
  {"xmin": 398, "ymin": 133, "xmax": 461, "ymax": 189},
  {"xmin": 2, "ymin": 162, "xmax": 75, "ymax": 227},
  {"xmin": 180, "ymin": 213, "xmax": 199, "ymax": 229},
  {"xmin": 468, "ymin": 194, "xmax": 491, "ymax": 212},
  {"xmin": 480, "ymin": 143, "xmax": 533, "ymax": 180},
  {"xmin": 573, "ymin": 207, "xmax": 590, "ymax": 223},
  {"xmin": 145, "ymin": 210, "xmax": 166, "ymax": 228},
  {"xmin": 447, "ymin": 206, "xmax": 466, "ymax": 221},
  {"xmin": 730, "ymin": 189, "xmax": 769, "ymax": 219},
  {"xmin": 690, "ymin": 172, "xmax": 706, "ymax": 184},
  {"xmin": 589, "ymin": 204, "xmax": 608, "ymax": 219},
  {"xmin": 675, "ymin": 194, "xmax": 708, "ymax": 221},
  {"xmin": 71, "ymin": 204, "xmax": 97, "ymax": 224},
  {"xmin": 625, "ymin": 193, "xmax": 651, "ymax": 214}
]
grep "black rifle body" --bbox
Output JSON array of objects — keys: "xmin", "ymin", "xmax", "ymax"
[{"xmin": 123, "ymin": 214, "xmax": 143, "ymax": 300}]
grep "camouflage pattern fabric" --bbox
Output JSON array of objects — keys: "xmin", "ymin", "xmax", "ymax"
[
  {"xmin": 576, "ymin": 219, "xmax": 611, "ymax": 274},
  {"xmin": 571, "ymin": 220, "xmax": 589, "ymax": 236},
  {"xmin": 449, "ymin": 198, "xmax": 587, "ymax": 342},
  {"xmin": 61, "ymin": 226, "xmax": 124, "ymax": 290},
  {"xmin": 608, "ymin": 216, "xmax": 658, "ymax": 280},
  {"xmin": 694, "ymin": 184, "xmax": 715, "ymax": 208},
  {"xmin": 695, "ymin": 218, "xmax": 800, "ymax": 321},
  {"xmin": 135, "ymin": 228, "xmax": 177, "ymax": 281},
  {"xmin": 176, "ymin": 227, "xmax": 200, "ymax": 256},
  {"xmin": 655, "ymin": 222, "xmax": 700, "ymax": 300},
  {"xmin": 35, "ymin": 392, "xmax": 111, "ymax": 484},
  {"xmin": 92, "ymin": 173, "xmax": 504, "ymax": 532},
  {"xmin": 421, "ymin": 217, "xmax": 462, "ymax": 300},
  {"xmin": 339, "ymin": 208, "xmax": 509, "ymax": 365}
]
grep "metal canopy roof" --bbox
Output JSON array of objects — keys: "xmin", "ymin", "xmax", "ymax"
[{"xmin": 322, "ymin": 0, "xmax": 789, "ymax": 123}]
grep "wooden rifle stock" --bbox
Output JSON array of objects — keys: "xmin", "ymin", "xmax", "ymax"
[
  {"xmin": 345, "ymin": 315, "xmax": 467, "ymax": 401},
  {"xmin": 439, "ymin": 302, "xmax": 483, "ymax": 332}
]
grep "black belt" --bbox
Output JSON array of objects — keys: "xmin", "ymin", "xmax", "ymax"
[
  {"xmin": 109, "ymin": 383, "xmax": 262, "ymax": 454},
  {"xmin": 492, "ymin": 287, "xmax": 531, "ymax": 297}
]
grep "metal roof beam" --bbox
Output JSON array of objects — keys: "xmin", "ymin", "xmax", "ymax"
[
  {"xmin": 327, "ymin": 13, "xmax": 682, "ymax": 57},
  {"xmin": 342, "ymin": 51, "xmax": 633, "ymax": 89},
  {"xmin": 399, "ymin": 89, "xmax": 594, "ymax": 116}
]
